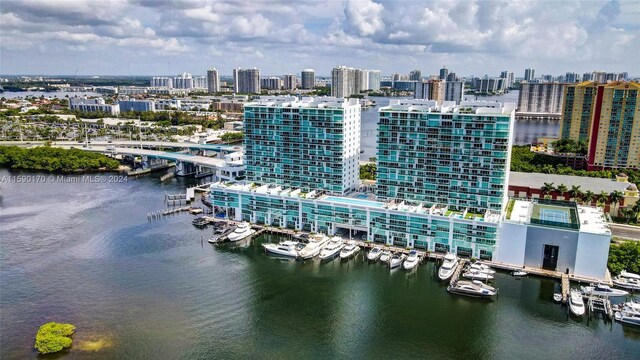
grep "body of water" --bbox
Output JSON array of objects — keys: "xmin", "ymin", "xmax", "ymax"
[
  {"xmin": 0, "ymin": 169, "xmax": 638, "ymax": 359},
  {"xmin": 1, "ymin": 91, "xmax": 100, "ymax": 99},
  {"xmin": 360, "ymin": 91, "xmax": 559, "ymax": 160}
]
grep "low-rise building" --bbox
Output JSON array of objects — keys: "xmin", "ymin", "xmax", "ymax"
[{"xmin": 69, "ymin": 98, "xmax": 120, "ymax": 115}]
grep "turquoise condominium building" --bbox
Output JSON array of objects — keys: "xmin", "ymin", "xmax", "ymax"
[{"xmin": 210, "ymin": 97, "xmax": 516, "ymax": 260}]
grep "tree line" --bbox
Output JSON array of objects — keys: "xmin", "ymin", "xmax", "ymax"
[{"xmin": 0, "ymin": 146, "xmax": 120, "ymax": 172}]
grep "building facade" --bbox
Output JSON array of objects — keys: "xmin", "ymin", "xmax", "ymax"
[
  {"xmin": 283, "ymin": 74, "xmax": 297, "ymax": 90},
  {"xmin": 234, "ymin": 68, "xmax": 261, "ymax": 94},
  {"xmin": 517, "ymin": 82, "xmax": 565, "ymax": 114},
  {"xmin": 118, "ymin": 99, "xmax": 155, "ymax": 112},
  {"xmin": 409, "ymin": 70, "xmax": 422, "ymax": 81},
  {"xmin": 559, "ymin": 81, "xmax": 640, "ymax": 170},
  {"xmin": 261, "ymin": 77, "xmax": 283, "ymax": 90},
  {"xmin": 524, "ymin": 68, "xmax": 535, "ymax": 81},
  {"xmin": 301, "ymin": 69, "xmax": 315, "ymax": 89},
  {"xmin": 414, "ymin": 80, "xmax": 445, "ymax": 104},
  {"xmin": 445, "ymin": 81, "xmax": 464, "ymax": 104},
  {"xmin": 69, "ymin": 98, "xmax": 120, "ymax": 115},
  {"xmin": 439, "ymin": 66, "xmax": 448, "ymax": 80},
  {"xmin": 243, "ymin": 96, "xmax": 360, "ymax": 194},
  {"xmin": 368, "ymin": 70, "xmax": 381, "ymax": 91},
  {"xmin": 207, "ymin": 68, "xmax": 220, "ymax": 94},
  {"xmin": 376, "ymin": 99, "xmax": 515, "ymax": 214}
]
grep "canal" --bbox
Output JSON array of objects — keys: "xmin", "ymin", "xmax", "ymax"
[{"xmin": 0, "ymin": 169, "xmax": 638, "ymax": 359}]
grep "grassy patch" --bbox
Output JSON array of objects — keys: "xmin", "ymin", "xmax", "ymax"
[{"xmin": 34, "ymin": 322, "xmax": 76, "ymax": 354}]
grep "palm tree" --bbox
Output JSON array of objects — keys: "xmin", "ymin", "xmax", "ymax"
[
  {"xmin": 568, "ymin": 185, "xmax": 583, "ymax": 201},
  {"xmin": 556, "ymin": 183, "xmax": 568, "ymax": 199},
  {"xmin": 609, "ymin": 190, "xmax": 624, "ymax": 216},
  {"xmin": 583, "ymin": 190, "xmax": 595, "ymax": 205},
  {"xmin": 598, "ymin": 191, "xmax": 609, "ymax": 204},
  {"xmin": 540, "ymin": 182, "xmax": 555, "ymax": 196}
]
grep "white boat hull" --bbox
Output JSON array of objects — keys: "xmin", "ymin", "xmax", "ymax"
[
  {"xmin": 319, "ymin": 247, "xmax": 342, "ymax": 260},
  {"xmin": 403, "ymin": 259, "xmax": 419, "ymax": 270},
  {"xmin": 228, "ymin": 229, "xmax": 255, "ymax": 242},
  {"xmin": 263, "ymin": 246, "xmax": 297, "ymax": 258}
]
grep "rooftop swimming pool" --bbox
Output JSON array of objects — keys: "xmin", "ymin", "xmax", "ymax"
[{"xmin": 322, "ymin": 196, "xmax": 386, "ymax": 208}]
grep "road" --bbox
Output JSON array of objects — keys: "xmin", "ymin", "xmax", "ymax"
[
  {"xmin": 609, "ymin": 223, "xmax": 640, "ymax": 241},
  {"xmin": 0, "ymin": 140, "xmax": 241, "ymax": 152}
]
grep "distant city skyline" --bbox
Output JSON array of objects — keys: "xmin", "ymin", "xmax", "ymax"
[{"xmin": 1, "ymin": 0, "xmax": 639, "ymax": 76}]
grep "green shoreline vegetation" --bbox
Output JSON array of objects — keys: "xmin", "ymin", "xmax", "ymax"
[
  {"xmin": 607, "ymin": 240, "xmax": 640, "ymax": 275},
  {"xmin": 0, "ymin": 146, "xmax": 120, "ymax": 173},
  {"xmin": 34, "ymin": 322, "xmax": 76, "ymax": 354}
]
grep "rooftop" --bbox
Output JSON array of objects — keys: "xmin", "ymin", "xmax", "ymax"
[
  {"xmin": 244, "ymin": 96, "xmax": 360, "ymax": 109},
  {"xmin": 380, "ymin": 98, "xmax": 516, "ymax": 115},
  {"xmin": 509, "ymin": 172, "xmax": 633, "ymax": 194}
]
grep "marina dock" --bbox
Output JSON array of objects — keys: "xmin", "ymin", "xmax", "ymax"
[{"xmin": 561, "ymin": 274, "xmax": 570, "ymax": 304}]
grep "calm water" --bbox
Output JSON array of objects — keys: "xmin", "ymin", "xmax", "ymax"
[
  {"xmin": 1, "ymin": 169, "xmax": 639, "ymax": 359},
  {"xmin": 360, "ymin": 92, "xmax": 560, "ymax": 160}
]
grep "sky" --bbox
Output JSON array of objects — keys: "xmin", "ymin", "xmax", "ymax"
[{"xmin": 1, "ymin": 0, "xmax": 639, "ymax": 77}]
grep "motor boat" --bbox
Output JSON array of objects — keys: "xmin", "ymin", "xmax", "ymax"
[
  {"xmin": 340, "ymin": 240, "xmax": 360, "ymax": 260},
  {"xmin": 469, "ymin": 261, "xmax": 495, "ymax": 274},
  {"xmin": 379, "ymin": 251, "xmax": 391, "ymax": 263},
  {"xmin": 192, "ymin": 216, "xmax": 209, "ymax": 227},
  {"xmin": 553, "ymin": 293, "xmax": 562, "ymax": 302},
  {"xmin": 447, "ymin": 280, "xmax": 497, "ymax": 299},
  {"xmin": 614, "ymin": 308, "xmax": 640, "ymax": 326},
  {"xmin": 403, "ymin": 250, "xmax": 420, "ymax": 270},
  {"xmin": 614, "ymin": 301, "xmax": 640, "ymax": 313},
  {"xmin": 569, "ymin": 290, "xmax": 585, "ymax": 316},
  {"xmin": 227, "ymin": 222, "xmax": 255, "ymax": 242},
  {"xmin": 207, "ymin": 225, "xmax": 236, "ymax": 243},
  {"xmin": 318, "ymin": 238, "xmax": 344, "ymax": 260},
  {"xmin": 580, "ymin": 283, "xmax": 629, "ymax": 298},
  {"xmin": 298, "ymin": 234, "xmax": 329, "ymax": 260},
  {"xmin": 262, "ymin": 240, "xmax": 299, "ymax": 258},
  {"xmin": 438, "ymin": 253, "xmax": 459, "ymax": 281},
  {"xmin": 367, "ymin": 246, "xmax": 383, "ymax": 261},
  {"xmin": 512, "ymin": 270, "xmax": 528, "ymax": 277},
  {"xmin": 462, "ymin": 269, "xmax": 494, "ymax": 281},
  {"xmin": 389, "ymin": 253, "xmax": 406, "ymax": 269},
  {"xmin": 613, "ymin": 270, "xmax": 640, "ymax": 291}
]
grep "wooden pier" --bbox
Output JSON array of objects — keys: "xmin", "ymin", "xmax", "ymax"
[
  {"xmin": 561, "ymin": 273, "xmax": 570, "ymax": 304},
  {"xmin": 450, "ymin": 259, "xmax": 469, "ymax": 284},
  {"xmin": 587, "ymin": 296, "xmax": 613, "ymax": 321}
]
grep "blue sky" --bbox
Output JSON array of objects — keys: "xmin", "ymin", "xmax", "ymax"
[{"xmin": 1, "ymin": 0, "xmax": 639, "ymax": 77}]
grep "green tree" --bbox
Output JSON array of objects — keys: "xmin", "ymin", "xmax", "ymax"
[
  {"xmin": 609, "ymin": 190, "xmax": 624, "ymax": 215},
  {"xmin": 34, "ymin": 322, "xmax": 76, "ymax": 354},
  {"xmin": 540, "ymin": 182, "xmax": 555, "ymax": 196},
  {"xmin": 608, "ymin": 241, "xmax": 640, "ymax": 275},
  {"xmin": 583, "ymin": 190, "xmax": 595, "ymax": 205},
  {"xmin": 556, "ymin": 183, "xmax": 568, "ymax": 198},
  {"xmin": 568, "ymin": 185, "xmax": 583, "ymax": 201}
]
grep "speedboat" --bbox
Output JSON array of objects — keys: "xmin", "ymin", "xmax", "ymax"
[
  {"xmin": 389, "ymin": 253, "xmax": 406, "ymax": 269},
  {"xmin": 512, "ymin": 270, "xmax": 528, "ymax": 277},
  {"xmin": 469, "ymin": 262, "xmax": 495, "ymax": 274},
  {"xmin": 438, "ymin": 253, "xmax": 459, "ymax": 281},
  {"xmin": 379, "ymin": 251, "xmax": 391, "ymax": 263},
  {"xmin": 447, "ymin": 280, "xmax": 497, "ymax": 299},
  {"xmin": 298, "ymin": 234, "xmax": 329, "ymax": 260},
  {"xmin": 403, "ymin": 250, "xmax": 420, "ymax": 270},
  {"xmin": 262, "ymin": 240, "xmax": 299, "ymax": 258},
  {"xmin": 367, "ymin": 246, "xmax": 383, "ymax": 261},
  {"xmin": 613, "ymin": 270, "xmax": 640, "ymax": 291},
  {"xmin": 340, "ymin": 240, "xmax": 360, "ymax": 260},
  {"xmin": 615, "ymin": 301, "xmax": 640, "ymax": 313},
  {"xmin": 227, "ymin": 222, "xmax": 255, "ymax": 242},
  {"xmin": 462, "ymin": 269, "xmax": 494, "ymax": 281},
  {"xmin": 319, "ymin": 238, "xmax": 344, "ymax": 260},
  {"xmin": 580, "ymin": 283, "xmax": 629, "ymax": 298},
  {"xmin": 192, "ymin": 216, "xmax": 209, "ymax": 227},
  {"xmin": 569, "ymin": 290, "xmax": 585, "ymax": 316},
  {"xmin": 615, "ymin": 308, "xmax": 640, "ymax": 326},
  {"xmin": 207, "ymin": 226, "xmax": 235, "ymax": 243}
]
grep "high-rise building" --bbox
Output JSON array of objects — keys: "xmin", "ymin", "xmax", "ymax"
[
  {"xmin": 192, "ymin": 76, "xmax": 207, "ymax": 89},
  {"xmin": 207, "ymin": 68, "xmax": 220, "ymax": 94},
  {"xmin": 243, "ymin": 96, "xmax": 361, "ymax": 193},
  {"xmin": 150, "ymin": 76, "xmax": 173, "ymax": 88},
  {"xmin": 517, "ymin": 82, "xmax": 566, "ymax": 114},
  {"xmin": 260, "ymin": 77, "xmax": 282, "ymax": 90},
  {"xmin": 415, "ymin": 79, "xmax": 445, "ymax": 104},
  {"xmin": 500, "ymin": 71, "xmax": 515, "ymax": 88},
  {"xmin": 301, "ymin": 69, "xmax": 315, "ymax": 89},
  {"xmin": 392, "ymin": 73, "xmax": 401, "ymax": 82},
  {"xmin": 583, "ymin": 72, "xmax": 593, "ymax": 81},
  {"xmin": 475, "ymin": 78, "xmax": 505, "ymax": 93},
  {"xmin": 354, "ymin": 69, "xmax": 368, "ymax": 94},
  {"xmin": 559, "ymin": 81, "xmax": 640, "ymax": 170},
  {"xmin": 409, "ymin": 70, "xmax": 422, "ymax": 81},
  {"xmin": 565, "ymin": 72, "xmax": 579, "ymax": 83},
  {"xmin": 234, "ymin": 68, "xmax": 261, "ymax": 93},
  {"xmin": 283, "ymin": 74, "xmax": 297, "ymax": 91},
  {"xmin": 446, "ymin": 72, "xmax": 457, "ymax": 82},
  {"xmin": 376, "ymin": 99, "xmax": 515, "ymax": 213},
  {"xmin": 445, "ymin": 81, "xmax": 464, "ymax": 104},
  {"xmin": 331, "ymin": 66, "xmax": 353, "ymax": 98},
  {"xmin": 439, "ymin": 66, "xmax": 448, "ymax": 80},
  {"xmin": 173, "ymin": 72, "xmax": 194, "ymax": 89},
  {"xmin": 524, "ymin": 68, "xmax": 535, "ymax": 81},
  {"xmin": 368, "ymin": 70, "xmax": 381, "ymax": 91},
  {"xmin": 592, "ymin": 71, "xmax": 607, "ymax": 83}
]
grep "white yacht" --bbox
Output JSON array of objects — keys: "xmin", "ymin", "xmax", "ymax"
[
  {"xmin": 389, "ymin": 253, "xmax": 406, "ymax": 269},
  {"xmin": 447, "ymin": 280, "xmax": 497, "ymax": 299},
  {"xmin": 462, "ymin": 269, "xmax": 494, "ymax": 281},
  {"xmin": 512, "ymin": 270, "xmax": 528, "ymax": 277},
  {"xmin": 367, "ymin": 246, "xmax": 383, "ymax": 261},
  {"xmin": 613, "ymin": 270, "xmax": 640, "ymax": 291},
  {"xmin": 438, "ymin": 253, "xmax": 459, "ymax": 281},
  {"xmin": 262, "ymin": 240, "xmax": 299, "ymax": 258},
  {"xmin": 227, "ymin": 222, "xmax": 255, "ymax": 242},
  {"xmin": 469, "ymin": 262, "xmax": 495, "ymax": 274},
  {"xmin": 615, "ymin": 308, "xmax": 640, "ymax": 326},
  {"xmin": 379, "ymin": 251, "xmax": 391, "ymax": 263},
  {"xmin": 298, "ymin": 234, "xmax": 329, "ymax": 260},
  {"xmin": 569, "ymin": 290, "xmax": 585, "ymax": 316},
  {"xmin": 403, "ymin": 250, "xmax": 420, "ymax": 270},
  {"xmin": 340, "ymin": 240, "xmax": 360, "ymax": 260},
  {"xmin": 319, "ymin": 238, "xmax": 344, "ymax": 260},
  {"xmin": 580, "ymin": 283, "xmax": 629, "ymax": 298}
]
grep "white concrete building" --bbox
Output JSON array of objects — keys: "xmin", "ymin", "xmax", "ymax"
[
  {"xmin": 301, "ymin": 69, "xmax": 315, "ymax": 89},
  {"xmin": 207, "ymin": 68, "xmax": 220, "ymax": 94},
  {"xmin": 69, "ymin": 98, "xmax": 120, "ymax": 115}
]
